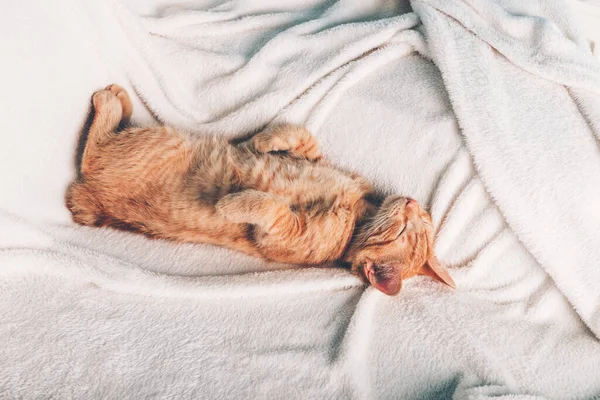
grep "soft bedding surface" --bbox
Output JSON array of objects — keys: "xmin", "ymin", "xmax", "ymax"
[{"xmin": 1, "ymin": 0, "xmax": 600, "ymax": 399}]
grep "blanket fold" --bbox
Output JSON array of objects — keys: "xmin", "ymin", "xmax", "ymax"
[
  {"xmin": 412, "ymin": 0, "xmax": 600, "ymax": 338},
  {"xmin": 2, "ymin": 0, "xmax": 600, "ymax": 398}
]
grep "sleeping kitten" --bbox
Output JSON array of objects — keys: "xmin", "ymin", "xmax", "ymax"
[{"xmin": 66, "ymin": 84, "xmax": 455, "ymax": 295}]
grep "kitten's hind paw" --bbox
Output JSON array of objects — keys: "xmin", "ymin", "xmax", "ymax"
[
  {"xmin": 91, "ymin": 84, "xmax": 133, "ymax": 126},
  {"xmin": 105, "ymin": 84, "xmax": 133, "ymax": 124}
]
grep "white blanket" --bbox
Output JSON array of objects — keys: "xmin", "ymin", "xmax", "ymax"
[{"xmin": 1, "ymin": 0, "xmax": 599, "ymax": 398}]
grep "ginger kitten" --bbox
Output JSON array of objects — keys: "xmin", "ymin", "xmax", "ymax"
[{"xmin": 66, "ymin": 84, "xmax": 454, "ymax": 295}]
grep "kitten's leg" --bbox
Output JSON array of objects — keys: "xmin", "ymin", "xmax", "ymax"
[
  {"xmin": 248, "ymin": 125, "xmax": 322, "ymax": 162},
  {"xmin": 216, "ymin": 190, "xmax": 302, "ymax": 237},
  {"xmin": 81, "ymin": 84, "xmax": 133, "ymax": 176}
]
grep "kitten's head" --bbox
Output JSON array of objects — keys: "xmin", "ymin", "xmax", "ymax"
[{"xmin": 344, "ymin": 196, "xmax": 455, "ymax": 296}]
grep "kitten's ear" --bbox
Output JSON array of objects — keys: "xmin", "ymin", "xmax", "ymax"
[
  {"xmin": 420, "ymin": 256, "xmax": 455, "ymax": 289},
  {"xmin": 363, "ymin": 258, "xmax": 402, "ymax": 296}
]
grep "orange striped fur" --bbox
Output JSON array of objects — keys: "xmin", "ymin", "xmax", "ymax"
[{"xmin": 66, "ymin": 85, "xmax": 454, "ymax": 295}]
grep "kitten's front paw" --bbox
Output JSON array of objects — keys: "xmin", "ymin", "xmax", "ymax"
[
  {"xmin": 252, "ymin": 125, "xmax": 322, "ymax": 162},
  {"xmin": 293, "ymin": 135, "xmax": 322, "ymax": 162},
  {"xmin": 215, "ymin": 194, "xmax": 238, "ymax": 221}
]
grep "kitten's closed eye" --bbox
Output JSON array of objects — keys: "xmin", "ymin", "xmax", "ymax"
[
  {"xmin": 396, "ymin": 225, "xmax": 407, "ymax": 238},
  {"xmin": 366, "ymin": 223, "xmax": 405, "ymax": 246},
  {"xmin": 68, "ymin": 84, "xmax": 453, "ymax": 297}
]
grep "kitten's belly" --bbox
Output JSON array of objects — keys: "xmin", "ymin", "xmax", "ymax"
[
  {"xmin": 239, "ymin": 155, "xmax": 369, "ymax": 264},
  {"xmin": 244, "ymin": 155, "xmax": 367, "ymax": 205}
]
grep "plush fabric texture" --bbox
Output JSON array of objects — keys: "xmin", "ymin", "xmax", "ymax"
[{"xmin": 1, "ymin": 0, "xmax": 599, "ymax": 398}]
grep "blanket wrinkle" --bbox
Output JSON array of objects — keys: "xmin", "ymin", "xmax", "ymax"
[
  {"xmin": 412, "ymin": 0, "xmax": 600, "ymax": 339},
  {"xmin": 331, "ymin": 288, "xmax": 381, "ymax": 399},
  {"xmin": 82, "ymin": 0, "xmax": 423, "ymax": 133}
]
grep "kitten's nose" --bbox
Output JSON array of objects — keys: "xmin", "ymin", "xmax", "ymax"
[{"xmin": 405, "ymin": 198, "xmax": 416, "ymax": 205}]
